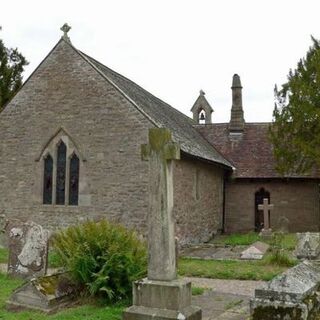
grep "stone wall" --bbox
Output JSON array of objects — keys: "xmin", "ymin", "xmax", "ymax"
[
  {"xmin": 173, "ymin": 157, "xmax": 224, "ymax": 246},
  {"xmin": 225, "ymin": 179, "xmax": 320, "ymax": 233},
  {"xmin": 0, "ymin": 39, "xmax": 225, "ymax": 247},
  {"xmin": 0, "ymin": 40, "xmax": 153, "ymax": 234}
]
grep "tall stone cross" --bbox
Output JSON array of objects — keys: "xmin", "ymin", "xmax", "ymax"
[
  {"xmin": 141, "ymin": 128, "xmax": 180, "ymax": 281},
  {"xmin": 258, "ymin": 198, "xmax": 274, "ymax": 230}
]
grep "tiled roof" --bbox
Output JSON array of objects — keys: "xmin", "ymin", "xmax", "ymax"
[
  {"xmin": 196, "ymin": 123, "xmax": 319, "ymax": 178},
  {"xmin": 71, "ymin": 44, "xmax": 232, "ymax": 169}
]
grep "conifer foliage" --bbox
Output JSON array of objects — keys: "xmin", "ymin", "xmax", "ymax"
[
  {"xmin": 0, "ymin": 27, "xmax": 28, "ymax": 110},
  {"xmin": 270, "ymin": 37, "xmax": 320, "ymax": 175}
]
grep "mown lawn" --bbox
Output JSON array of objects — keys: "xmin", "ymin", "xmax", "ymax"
[
  {"xmin": 0, "ymin": 272, "xmax": 125, "ymax": 320},
  {"xmin": 0, "ymin": 248, "xmax": 8, "ymax": 264},
  {"xmin": 178, "ymin": 257, "xmax": 291, "ymax": 281},
  {"xmin": 211, "ymin": 232, "xmax": 297, "ymax": 250}
]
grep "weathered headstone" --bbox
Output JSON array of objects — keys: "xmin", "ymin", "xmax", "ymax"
[
  {"xmin": 277, "ymin": 215, "xmax": 290, "ymax": 233},
  {"xmin": 250, "ymin": 260, "xmax": 320, "ymax": 319},
  {"xmin": 123, "ymin": 128, "xmax": 201, "ymax": 320},
  {"xmin": 6, "ymin": 272, "xmax": 77, "ymax": 313},
  {"xmin": 240, "ymin": 241, "xmax": 269, "ymax": 260},
  {"xmin": 258, "ymin": 198, "xmax": 274, "ymax": 239},
  {"xmin": 6, "ymin": 219, "xmax": 49, "ymax": 279},
  {"xmin": 295, "ymin": 232, "xmax": 320, "ymax": 260}
]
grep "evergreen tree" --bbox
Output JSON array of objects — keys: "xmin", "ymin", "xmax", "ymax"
[
  {"xmin": 270, "ymin": 37, "xmax": 320, "ymax": 175},
  {"xmin": 0, "ymin": 27, "xmax": 28, "ymax": 110}
]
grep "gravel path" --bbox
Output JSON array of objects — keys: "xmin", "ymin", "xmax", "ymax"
[{"xmin": 186, "ymin": 277, "xmax": 266, "ymax": 297}]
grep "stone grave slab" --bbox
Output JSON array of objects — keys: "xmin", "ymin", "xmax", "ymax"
[
  {"xmin": 6, "ymin": 272, "xmax": 77, "ymax": 313},
  {"xmin": 277, "ymin": 216, "xmax": 290, "ymax": 233},
  {"xmin": 240, "ymin": 242, "xmax": 269, "ymax": 260},
  {"xmin": 250, "ymin": 260, "xmax": 320, "ymax": 319},
  {"xmin": 295, "ymin": 232, "xmax": 320, "ymax": 260},
  {"xmin": 6, "ymin": 219, "xmax": 49, "ymax": 279}
]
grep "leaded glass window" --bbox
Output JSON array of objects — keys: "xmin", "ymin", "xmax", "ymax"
[
  {"xmin": 69, "ymin": 153, "xmax": 79, "ymax": 205},
  {"xmin": 43, "ymin": 154, "xmax": 53, "ymax": 204},
  {"xmin": 56, "ymin": 141, "xmax": 67, "ymax": 205}
]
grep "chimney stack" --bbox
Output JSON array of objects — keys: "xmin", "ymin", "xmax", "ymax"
[{"xmin": 229, "ymin": 74, "xmax": 245, "ymax": 132}]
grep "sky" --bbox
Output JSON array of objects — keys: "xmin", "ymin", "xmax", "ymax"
[{"xmin": 1, "ymin": 0, "xmax": 319, "ymax": 123}]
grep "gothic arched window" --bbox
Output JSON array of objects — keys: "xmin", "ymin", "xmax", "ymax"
[
  {"xmin": 43, "ymin": 154, "xmax": 53, "ymax": 204},
  {"xmin": 69, "ymin": 153, "xmax": 80, "ymax": 205},
  {"xmin": 56, "ymin": 140, "xmax": 67, "ymax": 205}
]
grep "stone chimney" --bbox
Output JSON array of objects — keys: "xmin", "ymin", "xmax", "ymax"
[
  {"xmin": 190, "ymin": 90, "xmax": 213, "ymax": 124},
  {"xmin": 229, "ymin": 74, "xmax": 245, "ymax": 132}
]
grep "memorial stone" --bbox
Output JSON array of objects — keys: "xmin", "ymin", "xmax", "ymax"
[
  {"xmin": 123, "ymin": 128, "xmax": 201, "ymax": 320},
  {"xmin": 295, "ymin": 232, "xmax": 320, "ymax": 260},
  {"xmin": 6, "ymin": 219, "xmax": 49, "ymax": 279},
  {"xmin": 251, "ymin": 260, "xmax": 320, "ymax": 319}
]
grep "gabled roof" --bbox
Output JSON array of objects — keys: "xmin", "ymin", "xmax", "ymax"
[
  {"xmin": 196, "ymin": 123, "xmax": 320, "ymax": 179},
  {"xmin": 190, "ymin": 90, "xmax": 213, "ymax": 113},
  {"xmin": 62, "ymin": 41, "xmax": 232, "ymax": 169}
]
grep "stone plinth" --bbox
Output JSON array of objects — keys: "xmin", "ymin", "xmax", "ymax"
[
  {"xmin": 250, "ymin": 260, "xmax": 320, "ymax": 319},
  {"xmin": 123, "ymin": 278, "xmax": 201, "ymax": 320}
]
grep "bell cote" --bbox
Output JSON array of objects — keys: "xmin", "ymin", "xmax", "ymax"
[{"xmin": 190, "ymin": 90, "xmax": 213, "ymax": 124}]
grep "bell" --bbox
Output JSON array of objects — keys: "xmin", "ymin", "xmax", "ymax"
[{"xmin": 199, "ymin": 113, "xmax": 205, "ymax": 121}]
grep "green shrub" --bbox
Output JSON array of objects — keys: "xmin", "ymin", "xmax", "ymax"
[
  {"xmin": 52, "ymin": 220, "xmax": 147, "ymax": 302},
  {"xmin": 266, "ymin": 232, "xmax": 296, "ymax": 267}
]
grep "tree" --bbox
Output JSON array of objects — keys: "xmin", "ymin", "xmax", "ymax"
[
  {"xmin": 0, "ymin": 27, "xmax": 28, "ymax": 110},
  {"xmin": 270, "ymin": 37, "xmax": 320, "ymax": 175}
]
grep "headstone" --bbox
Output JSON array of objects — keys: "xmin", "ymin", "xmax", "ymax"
[
  {"xmin": 277, "ymin": 215, "xmax": 290, "ymax": 233},
  {"xmin": 258, "ymin": 198, "xmax": 274, "ymax": 239},
  {"xmin": 6, "ymin": 272, "xmax": 77, "ymax": 313},
  {"xmin": 295, "ymin": 232, "xmax": 320, "ymax": 260},
  {"xmin": 250, "ymin": 260, "xmax": 320, "ymax": 319},
  {"xmin": 240, "ymin": 241, "xmax": 269, "ymax": 260},
  {"xmin": 6, "ymin": 219, "xmax": 49, "ymax": 279},
  {"xmin": 123, "ymin": 128, "xmax": 201, "ymax": 320}
]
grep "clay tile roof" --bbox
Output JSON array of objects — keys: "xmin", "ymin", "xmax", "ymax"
[
  {"xmin": 74, "ymin": 48, "xmax": 232, "ymax": 169},
  {"xmin": 196, "ymin": 123, "xmax": 319, "ymax": 178}
]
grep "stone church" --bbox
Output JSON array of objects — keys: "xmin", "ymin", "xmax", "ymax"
[{"xmin": 0, "ymin": 27, "xmax": 319, "ymax": 246}]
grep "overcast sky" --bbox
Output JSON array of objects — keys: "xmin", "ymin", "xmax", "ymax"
[{"xmin": 1, "ymin": 0, "xmax": 319, "ymax": 122}]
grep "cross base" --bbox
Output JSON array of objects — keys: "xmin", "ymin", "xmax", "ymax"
[
  {"xmin": 123, "ymin": 278, "xmax": 201, "ymax": 320},
  {"xmin": 259, "ymin": 228, "xmax": 272, "ymax": 240}
]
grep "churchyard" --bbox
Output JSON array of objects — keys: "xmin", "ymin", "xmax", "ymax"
[{"xmin": 0, "ymin": 128, "xmax": 320, "ymax": 320}]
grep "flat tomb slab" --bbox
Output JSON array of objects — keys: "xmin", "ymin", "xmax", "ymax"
[
  {"xmin": 6, "ymin": 272, "xmax": 78, "ymax": 314},
  {"xmin": 251, "ymin": 260, "xmax": 320, "ymax": 319}
]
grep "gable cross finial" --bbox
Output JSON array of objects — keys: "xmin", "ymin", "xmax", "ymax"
[{"xmin": 60, "ymin": 23, "xmax": 71, "ymax": 42}]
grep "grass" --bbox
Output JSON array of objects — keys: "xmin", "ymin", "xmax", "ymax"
[
  {"xmin": 212, "ymin": 232, "xmax": 297, "ymax": 250},
  {"xmin": 178, "ymin": 256, "xmax": 293, "ymax": 281},
  {"xmin": 0, "ymin": 272, "xmax": 125, "ymax": 320},
  {"xmin": 0, "ymin": 248, "xmax": 8, "ymax": 264},
  {"xmin": 191, "ymin": 286, "xmax": 205, "ymax": 296}
]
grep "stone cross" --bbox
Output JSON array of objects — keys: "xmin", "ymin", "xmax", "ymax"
[
  {"xmin": 60, "ymin": 23, "xmax": 71, "ymax": 42},
  {"xmin": 258, "ymin": 198, "xmax": 274, "ymax": 230},
  {"xmin": 141, "ymin": 128, "xmax": 180, "ymax": 281}
]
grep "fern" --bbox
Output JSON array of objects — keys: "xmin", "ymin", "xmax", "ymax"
[{"xmin": 52, "ymin": 220, "xmax": 147, "ymax": 302}]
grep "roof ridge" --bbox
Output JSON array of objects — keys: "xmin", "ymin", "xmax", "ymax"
[
  {"xmin": 79, "ymin": 51, "xmax": 194, "ymax": 124},
  {"xmin": 63, "ymin": 42, "xmax": 232, "ymax": 168}
]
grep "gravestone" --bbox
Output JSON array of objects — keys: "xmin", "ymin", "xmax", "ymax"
[
  {"xmin": 6, "ymin": 219, "xmax": 49, "ymax": 279},
  {"xmin": 258, "ymin": 198, "xmax": 274, "ymax": 239},
  {"xmin": 277, "ymin": 215, "xmax": 290, "ymax": 233},
  {"xmin": 295, "ymin": 232, "xmax": 320, "ymax": 260},
  {"xmin": 250, "ymin": 260, "xmax": 320, "ymax": 319},
  {"xmin": 240, "ymin": 241, "xmax": 269, "ymax": 260},
  {"xmin": 123, "ymin": 128, "xmax": 201, "ymax": 320},
  {"xmin": 6, "ymin": 272, "xmax": 77, "ymax": 313}
]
